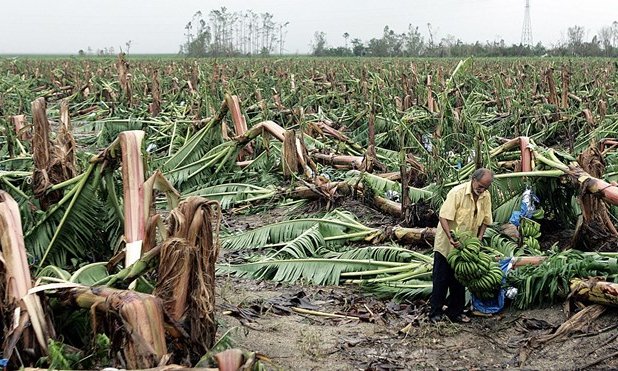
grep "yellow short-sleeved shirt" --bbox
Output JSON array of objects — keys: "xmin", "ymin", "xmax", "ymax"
[{"xmin": 434, "ymin": 181, "xmax": 492, "ymax": 258}]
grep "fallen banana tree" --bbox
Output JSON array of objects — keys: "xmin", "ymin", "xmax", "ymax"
[
  {"xmin": 0, "ymin": 191, "xmax": 54, "ymax": 366},
  {"xmin": 1, "ymin": 125, "xmax": 222, "ymax": 368},
  {"xmin": 506, "ymin": 248, "xmax": 618, "ymax": 309},
  {"xmin": 50, "ymin": 284, "xmax": 169, "ymax": 370},
  {"xmin": 27, "ymin": 194, "xmax": 221, "ymax": 369},
  {"xmin": 89, "ymin": 133, "xmax": 219, "ymax": 365},
  {"xmin": 217, "ymin": 200, "xmax": 618, "ymax": 306},
  {"xmin": 569, "ymin": 277, "xmax": 618, "ymax": 307},
  {"xmin": 529, "ymin": 143, "xmax": 618, "ymax": 250},
  {"xmin": 217, "ymin": 240, "xmax": 435, "ymax": 301},
  {"xmin": 93, "ymin": 130, "xmax": 180, "ymax": 267}
]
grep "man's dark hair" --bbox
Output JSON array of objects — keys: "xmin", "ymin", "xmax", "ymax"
[{"xmin": 472, "ymin": 168, "xmax": 494, "ymax": 182}]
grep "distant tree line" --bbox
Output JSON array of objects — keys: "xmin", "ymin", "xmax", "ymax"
[
  {"xmin": 312, "ymin": 22, "xmax": 618, "ymax": 58},
  {"xmin": 78, "ymin": 41, "xmax": 132, "ymax": 57},
  {"xmin": 78, "ymin": 46, "xmax": 117, "ymax": 57},
  {"xmin": 180, "ymin": 8, "xmax": 289, "ymax": 57},
  {"xmin": 74, "ymin": 14, "xmax": 618, "ymax": 58}
]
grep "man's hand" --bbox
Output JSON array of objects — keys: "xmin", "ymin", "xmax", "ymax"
[{"xmin": 449, "ymin": 238, "xmax": 461, "ymax": 249}]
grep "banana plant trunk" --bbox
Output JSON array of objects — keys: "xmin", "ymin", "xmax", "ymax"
[
  {"xmin": 225, "ymin": 94, "xmax": 253, "ymax": 159},
  {"xmin": 116, "ymin": 53, "xmax": 132, "ymax": 105},
  {"xmin": 391, "ymin": 226, "xmax": 436, "ymax": 244},
  {"xmin": 282, "ymin": 130, "xmax": 300, "ymax": 179},
  {"xmin": 100, "ymin": 131, "xmax": 179, "ymax": 271},
  {"xmin": 311, "ymin": 153, "xmax": 364, "ymax": 169},
  {"xmin": 149, "ymin": 69, "xmax": 161, "ymax": 117},
  {"xmin": 31, "ymin": 97, "xmax": 56, "ymax": 210},
  {"xmin": 120, "ymin": 131, "xmax": 147, "ymax": 266},
  {"xmin": 55, "ymin": 285, "xmax": 167, "ymax": 369},
  {"xmin": 31, "ymin": 97, "xmax": 78, "ymax": 210},
  {"xmin": 0, "ymin": 191, "xmax": 54, "ymax": 365},
  {"xmin": 11, "ymin": 114, "xmax": 31, "ymax": 141},
  {"xmin": 156, "ymin": 196, "xmax": 221, "ymax": 362},
  {"xmin": 570, "ymin": 278, "xmax": 618, "ymax": 307},
  {"xmin": 567, "ymin": 146, "xmax": 618, "ymax": 250}
]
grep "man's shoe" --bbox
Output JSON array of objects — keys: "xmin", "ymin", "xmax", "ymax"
[
  {"xmin": 448, "ymin": 314, "xmax": 471, "ymax": 323},
  {"xmin": 429, "ymin": 314, "xmax": 443, "ymax": 324}
]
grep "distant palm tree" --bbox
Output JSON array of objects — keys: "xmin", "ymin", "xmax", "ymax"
[{"xmin": 343, "ymin": 32, "xmax": 350, "ymax": 49}]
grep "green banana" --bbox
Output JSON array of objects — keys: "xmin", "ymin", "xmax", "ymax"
[
  {"xmin": 533, "ymin": 208, "xmax": 545, "ymax": 219},
  {"xmin": 447, "ymin": 230, "xmax": 504, "ymax": 299}
]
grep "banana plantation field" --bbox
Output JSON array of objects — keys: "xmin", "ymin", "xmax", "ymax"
[{"xmin": 2, "ymin": 55, "xmax": 618, "ymax": 369}]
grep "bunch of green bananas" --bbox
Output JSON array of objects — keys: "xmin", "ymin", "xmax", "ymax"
[
  {"xmin": 520, "ymin": 218, "xmax": 541, "ymax": 238},
  {"xmin": 523, "ymin": 236, "xmax": 541, "ymax": 251},
  {"xmin": 520, "ymin": 217, "xmax": 542, "ymax": 253},
  {"xmin": 447, "ymin": 230, "xmax": 504, "ymax": 300}
]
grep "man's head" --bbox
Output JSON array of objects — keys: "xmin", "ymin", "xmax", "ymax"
[{"xmin": 471, "ymin": 168, "xmax": 493, "ymax": 196}]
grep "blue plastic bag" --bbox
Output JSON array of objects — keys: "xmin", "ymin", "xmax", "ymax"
[
  {"xmin": 509, "ymin": 187, "xmax": 540, "ymax": 226},
  {"xmin": 471, "ymin": 258, "xmax": 512, "ymax": 314}
]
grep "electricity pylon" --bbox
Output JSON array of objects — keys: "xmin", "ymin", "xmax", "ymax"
[{"xmin": 521, "ymin": 0, "xmax": 533, "ymax": 47}]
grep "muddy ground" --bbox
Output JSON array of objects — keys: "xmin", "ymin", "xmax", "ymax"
[
  {"xmin": 215, "ymin": 200, "xmax": 618, "ymax": 371},
  {"xmin": 216, "ymin": 278, "xmax": 618, "ymax": 371}
]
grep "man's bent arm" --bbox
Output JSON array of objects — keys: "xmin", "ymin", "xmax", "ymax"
[
  {"xmin": 477, "ymin": 223, "xmax": 488, "ymax": 240},
  {"xmin": 439, "ymin": 216, "xmax": 460, "ymax": 248}
]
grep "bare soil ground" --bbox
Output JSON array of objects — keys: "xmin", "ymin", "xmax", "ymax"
[
  {"xmin": 215, "ymin": 200, "xmax": 618, "ymax": 371},
  {"xmin": 216, "ymin": 277, "xmax": 618, "ymax": 370}
]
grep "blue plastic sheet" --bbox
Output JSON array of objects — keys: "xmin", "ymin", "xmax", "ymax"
[
  {"xmin": 508, "ymin": 188, "xmax": 540, "ymax": 226},
  {"xmin": 471, "ymin": 258, "xmax": 512, "ymax": 314}
]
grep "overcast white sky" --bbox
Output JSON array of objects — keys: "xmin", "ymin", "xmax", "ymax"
[{"xmin": 1, "ymin": 0, "xmax": 617, "ymax": 54}]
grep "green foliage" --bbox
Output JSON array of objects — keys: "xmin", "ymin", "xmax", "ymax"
[
  {"xmin": 39, "ymin": 339, "xmax": 82, "ymax": 369},
  {"xmin": 164, "ymin": 141, "xmax": 239, "ymax": 190},
  {"xmin": 325, "ymin": 244, "xmax": 430, "ymax": 263},
  {"xmin": 220, "ymin": 212, "xmax": 369, "ymax": 252},
  {"xmin": 24, "ymin": 176, "xmax": 108, "ymax": 269},
  {"xmin": 217, "ymin": 257, "xmax": 396, "ymax": 286},
  {"xmin": 242, "ymin": 143, "xmax": 282, "ymax": 173},
  {"xmin": 101, "ymin": 173, "xmax": 125, "ymax": 251},
  {"xmin": 483, "ymin": 227, "xmax": 520, "ymax": 257},
  {"xmin": 38, "ymin": 333, "xmax": 110, "ymax": 369},
  {"xmin": 183, "ymin": 183, "xmax": 277, "ymax": 210},
  {"xmin": 92, "ymin": 333, "xmax": 111, "ymax": 367},
  {"xmin": 533, "ymin": 176, "xmax": 579, "ymax": 228},
  {"xmin": 506, "ymin": 249, "xmax": 617, "ymax": 309},
  {"xmin": 36, "ymin": 265, "xmax": 71, "ymax": 280},
  {"xmin": 69, "ymin": 262, "xmax": 110, "ymax": 284},
  {"xmin": 195, "ymin": 327, "xmax": 238, "ymax": 367},
  {"xmin": 162, "ymin": 120, "xmax": 225, "ymax": 174},
  {"xmin": 346, "ymin": 170, "xmax": 433, "ymax": 203},
  {"xmin": 369, "ymin": 280, "xmax": 433, "ymax": 302},
  {"xmin": 95, "ymin": 119, "xmax": 143, "ymax": 147},
  {"xmin": 267, "ymin": 224, "xmax": 324, "ymax": 259}
]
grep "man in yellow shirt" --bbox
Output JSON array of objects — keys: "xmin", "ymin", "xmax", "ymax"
[{"xmin": 429, "ymin": 168, "xmax": 493, "ymax": 323}]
